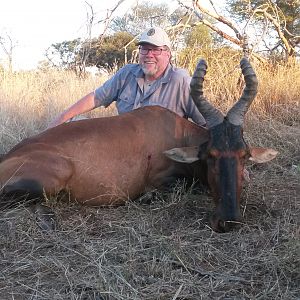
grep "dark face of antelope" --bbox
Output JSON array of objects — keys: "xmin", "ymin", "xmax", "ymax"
[
  {"xmin": 205, "ymin": 120, "xmax": 250, "ymax": 231},
  {"xmin": 191, "ymin": 58, "xmax": 258, "ymax": 232}
]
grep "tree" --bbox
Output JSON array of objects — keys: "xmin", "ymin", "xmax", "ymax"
[
  {"xmin": 0, "ymin": 32, "xmax": 18, "ymax": 73},
  {"xmin": 226, "ymin": 0, "xmax": 300, "ymax": 61},
  {"xmin": 45, "ymin": 39, "xmax": 82, "ymax": 71},
  {"xmin": 43, "ymin": 1, "xmax": 218, "ymax": 73},
  {"xmin": 110, "ymin": 2, "xmax": 170, "ymax": 35},
  {"xmin": 86, "ymin": 31, "xmax": 135, "ymax": 72},
  {"xmin": 185, "ymin": 24, "xmax": 213, "ymax": 48}
]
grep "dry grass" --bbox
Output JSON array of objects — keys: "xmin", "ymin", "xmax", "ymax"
[
  {"xmin": 178, "ymin": 48, "xmax": 300, "ymax": 125},
  {"xmin": 0, "ymin": 69, "xmax": 112, "ymax": 153},
  {"xmin": 0, "ymin": 60, "xmax": 299, "ymax": 299}
]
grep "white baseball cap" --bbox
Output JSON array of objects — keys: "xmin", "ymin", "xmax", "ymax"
[{"xmin": 138, "ymin": 27, "xmax": 171, "ymax": 49}]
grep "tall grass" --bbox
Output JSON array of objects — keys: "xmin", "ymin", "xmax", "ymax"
[
  {"xmin": 0, "ymin": 69, "xmax": 111, "ymax": 152},
  {"xmin": 178, "ymin": 47, "xmax": 300, "ymax": 125}
]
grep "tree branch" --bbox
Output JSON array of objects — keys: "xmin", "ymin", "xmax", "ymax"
[
  {"xmin": 194, "ymin": 0, "xmax": 243, "ymax": 41},
  {"xmin": 255, "ymin": 7, "xmax": 293, "ymax": 55}
]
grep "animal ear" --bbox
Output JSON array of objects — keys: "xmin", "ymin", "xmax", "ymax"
[
  {"xmin": 164, "ymin": 146, "xmax": 199, "ymax": 163},
  {"xmin": 249, "ymin": 147, "xmax": 278, "ymax": 163}
]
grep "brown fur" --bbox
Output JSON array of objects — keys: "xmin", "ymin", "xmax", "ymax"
[{"xmin": 0, "ymin": 106, "xmax": 208, "ymax": 206}]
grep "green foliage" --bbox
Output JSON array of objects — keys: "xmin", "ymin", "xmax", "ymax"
[
  {"xmin": 46, "ymin": 39, "xmax": 81, "ymax": 69},
  {"xmin": 87, "ymin": 32, "xmax": 136, "ymax": 71},
  {"xmin": 226, "ymin": 0, "xmax": 299, "ymax": 59},
  {"xmin": 227, "ymin": 0, "xmax": 299, "ymax": 34},
  {"xmin": 185, "ymin": 25, "xmax": 213, "ymax": 48},
  {"xmin": 45, "ymin": 33, "xmax": 135, "ymax": 73},
  {"xmin": 44, "ymin": 2, "xmax": 221, "ymax": 72},
  {"xmin": 45, "ymin": 2, "xmax": 175, "ymax": 72}
]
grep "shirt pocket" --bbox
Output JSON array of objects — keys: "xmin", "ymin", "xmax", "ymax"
[{"xmin": 117, "ymin": 92, "xmax": 135, "ymax": 113}]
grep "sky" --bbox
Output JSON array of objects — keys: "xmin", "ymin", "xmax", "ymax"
[{"xmin": 0, "ymin": 0, "xmax": 220, "ymax": 70}]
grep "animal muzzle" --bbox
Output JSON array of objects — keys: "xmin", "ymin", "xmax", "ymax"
[
  {"xmin": 210, "ymin": 207, "xmax": 243, "ymax": 233},
  {"xmin": 2, "ymin": 179, "xmax": 43, "ymax": 201}
]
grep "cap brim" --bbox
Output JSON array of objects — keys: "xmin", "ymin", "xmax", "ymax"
[{"xmin": 137, "ymin": 41, "xmax": 161, "ymax": 47}]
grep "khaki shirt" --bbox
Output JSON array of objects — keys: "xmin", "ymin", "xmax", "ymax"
[{"xmin": 94, "ymin": 63, "xmax": 206, "ymax": 125}]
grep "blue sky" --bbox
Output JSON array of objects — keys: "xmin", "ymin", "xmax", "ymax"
[{"xmin": 0, "ymin": 0, "xmax": 221, "ymax": 70}]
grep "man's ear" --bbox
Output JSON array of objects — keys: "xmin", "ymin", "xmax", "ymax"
[
  {"xmin": 249, "ymin": 147, "xmax": 278, "ymax": 163},
  {"xmin": 164, "ymin": 146, "xmax": 199, "ymax": 163}
]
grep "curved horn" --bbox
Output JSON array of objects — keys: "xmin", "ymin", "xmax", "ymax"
[
  {"xmin": 226, "ymin": 58, "xmax": 258, "ymax": 126},
  {"xmin": 190, "ymin": 59, "xmax": 224, "ymax": 128}
]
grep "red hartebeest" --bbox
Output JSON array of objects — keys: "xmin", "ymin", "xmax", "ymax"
[{"xmin": 0, "ymin": 58, "xmax": 277, "ymax": 232}]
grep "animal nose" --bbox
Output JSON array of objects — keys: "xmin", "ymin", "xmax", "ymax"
[
  {"xmin": 2, "ymin": 179, "xmax": 43, "ymax": 200},
  {"xmin": 210, "ymin": 212, "xmax": 243, "ymax": 233},
  {"xmin": 3, "ymin": 184, "xmax": 18, "ymax": 195},
  {"xmin": 2, "ymin": 184, "xmax": 31, "ymax": 202}
]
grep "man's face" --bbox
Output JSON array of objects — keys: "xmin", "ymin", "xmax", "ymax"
[{"xmin": 138, "ymin": 44, "xmax": 171, "ymax": 79}]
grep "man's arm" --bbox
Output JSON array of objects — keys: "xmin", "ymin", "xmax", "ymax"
[{"xmin": 48, "ymin": 92, "xmax": 96, "ymax": 128}]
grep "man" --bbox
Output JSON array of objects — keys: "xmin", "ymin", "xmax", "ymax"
[{"xmin": 48, "ymin": 27, "xmax": 205, "ymax": 128}]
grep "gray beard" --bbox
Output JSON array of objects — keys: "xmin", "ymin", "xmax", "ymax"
[{"xmin": 141, "ymin": 65, "xmax": 158, "ymax": 77}]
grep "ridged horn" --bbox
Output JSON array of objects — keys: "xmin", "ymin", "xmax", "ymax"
[
  {"xmin": 226, "ymin": 58, "xmax": 258, "ymax": 126},
  {"xmin": 190, "ymin": 59, "xmax": 224, "ymax": 128}
]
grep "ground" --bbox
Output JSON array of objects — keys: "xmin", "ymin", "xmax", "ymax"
[{"xmin": 0, "ymin": 162, "xmax": 299, "ymax": 299}]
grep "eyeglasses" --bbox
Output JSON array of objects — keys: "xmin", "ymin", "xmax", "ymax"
[{"xmin": 138, "ymin": 47, "xmax": 167, "ymax": 56}]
